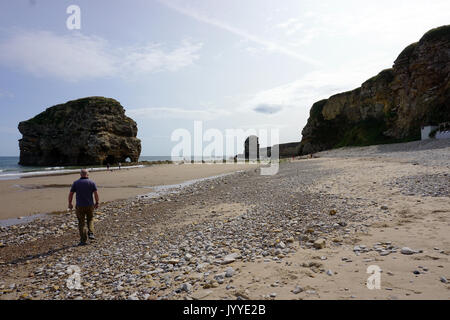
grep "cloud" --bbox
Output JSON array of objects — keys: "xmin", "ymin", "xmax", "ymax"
[
  {"xmin": 253, "ymin": 104, "xmax": 283, "ymax": 115},
  {"xmin": 0, "ymin": 30, "xmax": 202, "ymax": 81},
  {"xmin": 276, "ymin": 18, "xmax": 304, "ymax": 36},
  {"xmin": 126, "ymin": 107, "xmax": 229, "ymax": 121},
  {"xmin": 120, "ymin": 39, "xmax": 202, "ymax": 76},
  {"xmin": 243, "ymin": 57, "xmax": 389, "ymax": 115},
  {"xmin": 157, "ymin": 0, "xmax": 321, "ymax": 66},
  {"xmin": 0, "ymin": 90, "xmax": 14, "ymax": 99}
]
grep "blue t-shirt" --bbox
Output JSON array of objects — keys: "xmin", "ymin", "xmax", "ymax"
[{"xmin": 70, "ymin": 177, "xmax": 97, "ymax": 207}]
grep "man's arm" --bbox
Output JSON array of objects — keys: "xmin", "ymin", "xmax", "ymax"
[
  {"xmin": 68, "ymin": 191, "xmax": 74, "ymax": 210},
  {"xmin": 94, "ymin": 191, "xmax": 99, "ymax": 209}
]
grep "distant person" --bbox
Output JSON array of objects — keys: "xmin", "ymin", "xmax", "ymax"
[
  {"xmin": 68, "ymin": 169, "xmax": 99, "ymax": 246},
  {"xmin": 106, "ymin": 163, "xmax": 110, "ymax": 171},
  {"xmin": 118, "ymin": 162, "xmax": 121, "ymax": 170}
]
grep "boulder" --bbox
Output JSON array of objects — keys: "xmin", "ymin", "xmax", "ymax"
[{"xmin": 18, "ymin": 97, "xmax": 141, "ymax": 166}]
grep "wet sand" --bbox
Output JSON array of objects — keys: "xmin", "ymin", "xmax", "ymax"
[{"xmin": 0, "ymin": 163, "xmax": 257, "ymax": 220}]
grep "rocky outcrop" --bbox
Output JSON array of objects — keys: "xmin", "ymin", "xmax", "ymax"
[
  {"xmin": 299, "ymin": 25, "xmax": 450, "ymax": 155},
  {"xmin": 244, "ymin": 136, "xmax": 260, "ymax": 160},
  {"xmin": 260, "ymin": 142, "xmax": 301, "ymax": 159},
  {"xmin": 18, "ymin": 97, "xmax": 141, "ymax": 166}
]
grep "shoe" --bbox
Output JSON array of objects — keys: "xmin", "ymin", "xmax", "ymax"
[
  {"xmin": 78, "ymin": 241, "xmax": 87, "ymax": 246},
  {"xmin": 88, "ymin": 232, "xmax": 95, "ymax": 240}
]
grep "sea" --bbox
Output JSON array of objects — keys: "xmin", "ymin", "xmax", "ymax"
[{"xmin": 0, "ymin": 156, "xmax": 173, "ymax": 180}]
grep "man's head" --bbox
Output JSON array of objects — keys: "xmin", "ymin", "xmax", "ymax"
[{"xmin": 80, "ymin": 169, "xmax": 89, "ymax": 178}]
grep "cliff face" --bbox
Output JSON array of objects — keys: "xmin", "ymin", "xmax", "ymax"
[
  {"xmin": 299, "ymin": 25, "xmax": 450, "ymax": 155},
  {"xmin": 18, "ymin": 97, "xmax": 141, "ymax": 166}
]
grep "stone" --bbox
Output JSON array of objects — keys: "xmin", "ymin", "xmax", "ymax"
[
  {"xmin": 313, "ymin": 238, "xmax": 326, "ymax": 250},
  {"xmin": 326, "ymin": 270, "xmax": 333, "ymax": 276},
  {"xmin": 191, "ymin": 290, "xmax": 213, "ymax": 300},
  {"xmin": 401, "ymin": 247, "xmax": 417, "ymax": 255},
  {"xmin": 167, "ymin": 259, "xmax": 180, "ymax": 265},
  {"xmin": 225, "ymin": 267, "xmax": 235, "ymax": 278},
  {"xmin": 329, "ymin": 209, "xmax": 337, "ymax": 216},
  {"xmin": 18, "ymin": 97, "xmax": 141, "ymax": 166},
  {"xmin": 128, "ymin": 293, "xmax": 139, "ymax": 300},
  {"xmin": 181, "ymin": 283, "xmax": 192, "ymax": 292},
  {"xmin": 440, "ymin": 277, "xmax": 448, "ymax": 284},
  {"xmin": 292, "ymin": 285, "xmax": 303, "ymax": 294},
  {"xmin": 222, "ymin": 253, "xmax": 240, "ymax": 264}
]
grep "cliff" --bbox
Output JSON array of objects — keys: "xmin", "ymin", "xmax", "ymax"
[
  {"xmin": 299, "ymin": 25, "xmax": 450, "ymax": 155},
  {"xmin": 18, "ymin": 97, "xmax": 141, "ymax": 166}
]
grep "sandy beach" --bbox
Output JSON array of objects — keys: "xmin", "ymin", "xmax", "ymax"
[
  {"xmin": 0, "ymin": 139, "xmax": 449, "ymax": 300},
  {"xmin": 0, "ymin": 163, "xmax": 257, "ymax": 220}
]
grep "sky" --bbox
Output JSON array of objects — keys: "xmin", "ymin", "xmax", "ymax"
[{"xmin": 0, "ymin": 0, "xmax": 449, "ymax": 156}]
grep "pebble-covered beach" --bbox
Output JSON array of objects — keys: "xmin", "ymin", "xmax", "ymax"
[{"xmin": 0, "ymin": 139, "xmax": 449, "ymax": 300}]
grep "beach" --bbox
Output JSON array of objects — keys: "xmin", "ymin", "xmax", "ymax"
[
  {"xmin": 0, "ymin": 139, "xmax": 449, "ymax": 300},
  {"xmin": 0, "ymin": 163, "xmax": 257, "ymax": 220}
]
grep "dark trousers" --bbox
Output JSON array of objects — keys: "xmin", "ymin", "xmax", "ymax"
[{"xmin": 76, "ymin": 206, "xmax": 94, "ymax": 243}]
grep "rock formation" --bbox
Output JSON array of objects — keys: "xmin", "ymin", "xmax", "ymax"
[
  {"xmin": 244, "ymin": 136, "xmax": 260, "ymax": 160},
  {"xmin": 18, "ymin": 97, "xmax": 141, "ymax": 166},
  {"xmin": 299, "ymin": 25, "xmax": 450, "ymax": 155}
]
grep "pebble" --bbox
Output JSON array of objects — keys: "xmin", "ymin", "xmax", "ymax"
[
  {"xmin": 94, "ymin": 290, "xmax": 103, "ymax": 296},
  {"xmin": 128, "ymin": 293, "xmax": 139, "ymax": 300},
  {"xmin": 292, "ymin": 285, "xmax": 303, "ymax": 294},
  {"xmin": 181, "ymin": 283, "xmax": 192, "ymax": 292},
  {"xmin": 313, "ymin": 239, "xmax": 326, "ymax": 250},
  {"xmin": 440, "ymin": 277, "xmax": 448, "ymax": 284},
  {"xmin": 401, "ymin": 247, "xmax": 418, "ymax": 255},
  {"xmin": 225, "ymin": 267, "xmax": 235, "ymax": 278},
  {"xmin": 222, "ymin": 253, "xmax": 240, "ymax": 264}
]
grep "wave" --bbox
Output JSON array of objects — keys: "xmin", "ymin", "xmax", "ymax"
[
  {"xmin": 44, "ymin": 166, "xmax": 65, "ymax": 171},
  {"xmin": 0, "ymin": 165, "xmax": 145, "ymax": 180}
]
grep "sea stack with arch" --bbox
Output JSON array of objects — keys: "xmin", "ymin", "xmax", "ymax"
[{"xmin": 18, "ymin": 97, "xmax": 141, "ymax": 166}]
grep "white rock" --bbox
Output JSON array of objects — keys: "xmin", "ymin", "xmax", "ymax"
[
  {"xmin": 181, "ymin": 283, "xmax": 192, "ymax": 292},
  {"xmin": 222, "ymin": 253, "xmax": 240, "ymax": 264}
]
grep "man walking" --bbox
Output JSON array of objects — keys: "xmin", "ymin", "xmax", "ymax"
[{"xmin": 68, "ymin": 169, "xmax": 99, "ymax": 246}]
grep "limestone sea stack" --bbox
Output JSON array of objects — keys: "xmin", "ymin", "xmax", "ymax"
[
  {"xmin": 18, "ymin": 97, "xmax": 141, "ymax": 166},
  {"xmin": 299, "ymin": 25, "xmax": 450, "ymax": 155}
]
